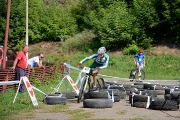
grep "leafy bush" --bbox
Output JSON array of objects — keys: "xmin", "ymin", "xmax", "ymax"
[
  {"xmin": 123, "ymin": 44, "xmax": 139, "ymax": 55},
  {"xmin": 62, "ymin": 30, "xmax": 95, "ymax": 52},
  {"xmin": 83, "ymin": 1, "xmax": 136, "ymax": 49},
  {"xmin": 15, "ymin": 40, "xmax": 25, "ymax": 51}
]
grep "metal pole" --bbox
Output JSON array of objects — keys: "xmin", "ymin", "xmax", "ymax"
[
  {"xmin": 2, "ymin": 0, "xmax": 11, "ymax": 69},
  {"xmin": 26, "ymin": 0, "xmax": 28, "ymax": 59}
]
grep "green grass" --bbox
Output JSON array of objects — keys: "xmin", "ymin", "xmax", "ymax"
[
  {"xmin": 1, "ymin": 51, "xmax": 180, "ymax": 119},
  {"xmin": 63, "ymin": 51, "xmax": 180, "ymax": 80}
]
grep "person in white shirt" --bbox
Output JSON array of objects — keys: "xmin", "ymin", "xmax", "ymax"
[{"xmin": 27, "ymin": 53, "xmax": 45, "ymax": 68}]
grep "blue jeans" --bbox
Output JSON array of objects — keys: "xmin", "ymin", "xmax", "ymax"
[{"xmin": 15, "ymin": 67, "xmax": 26, "ymax": 93}]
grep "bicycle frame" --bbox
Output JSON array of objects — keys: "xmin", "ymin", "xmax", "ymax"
[
  {"xmin": 51, "ymin": 63, "xmax": 91, "ymax": 95},
  {"xmin": 78, "ymin": 67, "xmax": 91, "ymax": 91}
]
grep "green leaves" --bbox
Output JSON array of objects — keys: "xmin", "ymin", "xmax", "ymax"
[{"xmin": 0, "ymin": 0, "xmax": 78, "ymax": 46}]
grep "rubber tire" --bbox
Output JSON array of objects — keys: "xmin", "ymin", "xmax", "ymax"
[
  {"xmin": 113, "ymin": 95, "xmax": 120, "ymax": 102},
  {"xmin": 110, "ymin": 86, "xmax": 126, "ymax": 92},
  {"xmin": 83, "ymin": 99, "xmax": 113, "ymax": 108},
  {"xmin": 170, "ymin": 91, "xmax": 180, "ymax": 99},
  {"xmin": 133, "ymin": 95, "xmax": 152, "ymax": 102},
  {"xmin": 131, "ymin": 85, "xmax": 144, "ymax": 89},
  {"xmin": 142, "ymin": 90, "xmax": 158, "ymax": 98},
  {"xmin": 150, "ymin": 86, "xmax": 164, "ymax": 90},
  {"xmin": 144, "ymin": 84, "xmax": 160, "ymax": 89},
  {"xmin": 84, "ymin": 92, "xmax": 90, "ymax": 99},
  {"xmin": 88, "ymin": 91, "xmax": 108, "ymax": 99},
  {"xmin": 55, "ymin": 92, "xmax": 75, "ymax": 99},
  {"xmin": 132, "ymin": 102, "xmax": 147, "ymax": 108},
  {"xmin": 157, "ymin": 90, "xmax": 165, "ymax": 95},
  {"xmin": 150, "ymin": 99, "xmax": 179, "ymax": 110},
  {"xmin": 119, "ymin": 92, "xmax": 126, "ymax": 99},
  {"xmin": 44, "ymin": 95, "xmax": 67, "ymax": 105},
  {"xmin": 164, "ymin": 94, "xmax": 171, "ymax": 100},
  {"xmin": 100, "ymin": 89, "xmax": 120, "ymax": 96}
]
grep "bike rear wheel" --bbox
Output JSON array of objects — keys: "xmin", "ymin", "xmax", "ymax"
[
  {"xmin": 135, "ymin": 70, "xmax": 145, "ymax": 81},
  {"xmin": 77, "ymin": 77, "xmax": 87, "ymax": 103},
  {"xmin": 96, "ymin": 78, "xmax": 106, "ymax": 89}
]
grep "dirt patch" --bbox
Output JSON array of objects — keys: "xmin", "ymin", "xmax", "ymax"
[
  {"xmin": 28, "ymin": 42, "xmax": 180, "ymax": 57},
  {"xmin": 17, "ymin": 96, "xmax": 179, "ymax": 120},
  {"xmin": 29, "ymin": 42, "xmax": 61, "ymax": 58},
  {"xmin": 152, "ymin": 45, "xmax": 180, "ymax": 56}
]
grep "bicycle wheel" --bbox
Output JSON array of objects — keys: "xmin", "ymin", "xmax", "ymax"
[
  {"xmin": 77, "ymin": 77, "xmax": 87, "ymax": 103},
  {"xmin": 87, "ymin": 76, "xmax": 93, "ymax": 90},
  {"xmin": 97, "ymin": 78, "xmax": 105, "ymax": 89},
  {"xmin": 134, "ymin": 70, "xmax": 145, "ymax": 81},
  {"xmin": 129, "ymin": 69, "xmax": 136, "ymax": 81}
]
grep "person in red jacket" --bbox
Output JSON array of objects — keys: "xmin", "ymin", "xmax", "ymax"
[{"xmin": 12, "ymin": 45, "xmax": 29, "ymax": 93}]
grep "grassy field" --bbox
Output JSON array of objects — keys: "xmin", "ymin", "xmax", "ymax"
[
  {"xmin": 0, "ymin": 50, "xmax": 180, "ymax": 119},
  {"xmin": 58, "ymin": 51, "xmax": 180, "ymax": 80}
]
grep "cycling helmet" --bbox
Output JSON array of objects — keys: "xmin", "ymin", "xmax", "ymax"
[
  {"xmin": 101, "ymin": 47, "xmax": 106, "ymax": 53},
  {"xmin": 139, "ymin": 48, "xmax": 143, "ymax": 53},
  {"xmin": 98, "ymin": 47, "xmax": 106, "ymax": 54}
]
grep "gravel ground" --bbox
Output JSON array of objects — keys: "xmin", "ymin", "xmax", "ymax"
[
  {"xmin": 27, "ymin": 95, "xmax": 180, "ymax": 120},
  {"xmin": 15, "ymin": 79, "xmax": 180, "ymax": 120}
]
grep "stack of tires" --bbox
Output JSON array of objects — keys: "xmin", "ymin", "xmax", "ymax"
[
  {"xmin": 83, "ymin": 91, "xmax": 113, "ymax": 108},
  {"xmin": 128, "ymin": 82, "xmax": 179, "ymax": 110},
  {"xmin": 130, "ymin": 94, "xmax": 152, "ymax": 108},
  {"xmin": 164, "ymin": 86, "xmax": 180, "ymax": 101},
  {"xmin": 105, "ymin": 82, "xmax": 127, "ymax": 99}
]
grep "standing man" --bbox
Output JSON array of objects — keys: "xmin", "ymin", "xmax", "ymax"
[
  {"xmin": 27, "ymin": 53, "xmax": 45, "ymax": 68},
  {"xmin": 12, "ymin": 45, "xmax": 29, "ymax": 93}
]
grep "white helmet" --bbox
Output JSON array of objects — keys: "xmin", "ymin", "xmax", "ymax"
[{"xmin": 98, "ymin": 47, "xmax": 106, "ymax": 54}]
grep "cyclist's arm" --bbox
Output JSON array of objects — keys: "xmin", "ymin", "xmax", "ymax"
[
  {"xmin": 80, "ymin": 54, "xmax": 98, "ymax": 64},
  {"xmin": 133, "ymin": 55, "xmax": 137, "ymax": 64},
  {"xmin": 99, "ymin": 54, "xmax": 109, "ymax": 69}
]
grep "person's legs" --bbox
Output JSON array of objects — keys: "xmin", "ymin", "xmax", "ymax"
[
  {"xmin": 16, "ymin": 67, "xmax": 26, "ymax": 93},
  {"xmin": 92, "ymin": 73, "xmax": 97, "ymax": 87},
  {"xmin": 91, "ymin": 70, "xmax": 98, "ymax": 90}
]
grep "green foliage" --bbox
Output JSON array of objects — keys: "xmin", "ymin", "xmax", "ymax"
[
  {"xmin": 123, "ymin": 44, "xmax": 139, "ymax": 55},
  {"xmin": 0, "ymin": 0, "xmax": 8, "ymax": 45},
  {"xmin": 62, "ymin": 30, "xmax": 95, "ymax": 52},
  {"xmin": 15, "ymin": 40, "xmax": 25, "ymax": 51},
  {"xmin": 0, "ymin": 0, "xmax": 180, "ymax": 50},
  {"xmin": 82, "ymin": 1, "xmax": 137, "ymax": 49},
  {"xmin": 152, "ymin": 0, "xmax": 180, "ymax": 43},
  {"xmin": 108, "ymin": 55, "xmax": 116, "ymax": 66},
  {"xmin": 0, "ymin": 0, "xmax": 78, "ymax": 46}
]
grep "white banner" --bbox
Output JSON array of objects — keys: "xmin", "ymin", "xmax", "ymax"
[
  {"xmin": 22, "ymin": 76, "xmax": 38, "ymax": 106},
  {"xmin": 0, "ymin": 81, "xmax": 20, "ymax": 85}
]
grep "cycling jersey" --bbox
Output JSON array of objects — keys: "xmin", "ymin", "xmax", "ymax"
[
  {"xmin": 80, "ymin": 53, "xmax": 109, "ymax": 69},
  {"xmin": 134, "ymin": 53, "xmax": 145, "ymax": 65}
]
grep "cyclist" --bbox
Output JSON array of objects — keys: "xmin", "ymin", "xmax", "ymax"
[
  {"xmin": 77, "ymin": 47, "xmax": 109, "ymax": 90},
  {"xmin": 132, "ymin": 48, "xmax": 145, "ymax": 76}
]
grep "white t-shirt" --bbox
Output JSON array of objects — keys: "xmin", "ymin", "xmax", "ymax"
[{"xmin": 27, "ymin": 56, "xmax": 42, "ymax": 68}]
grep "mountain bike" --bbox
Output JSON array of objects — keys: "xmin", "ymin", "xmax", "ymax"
[
  {"xmin": 77, "ymin": 66, "xmax": 106, "ymax": 103},
  {"xmin": 129, "ymin": 67, "xmax": 145, "ymax": 82}
]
